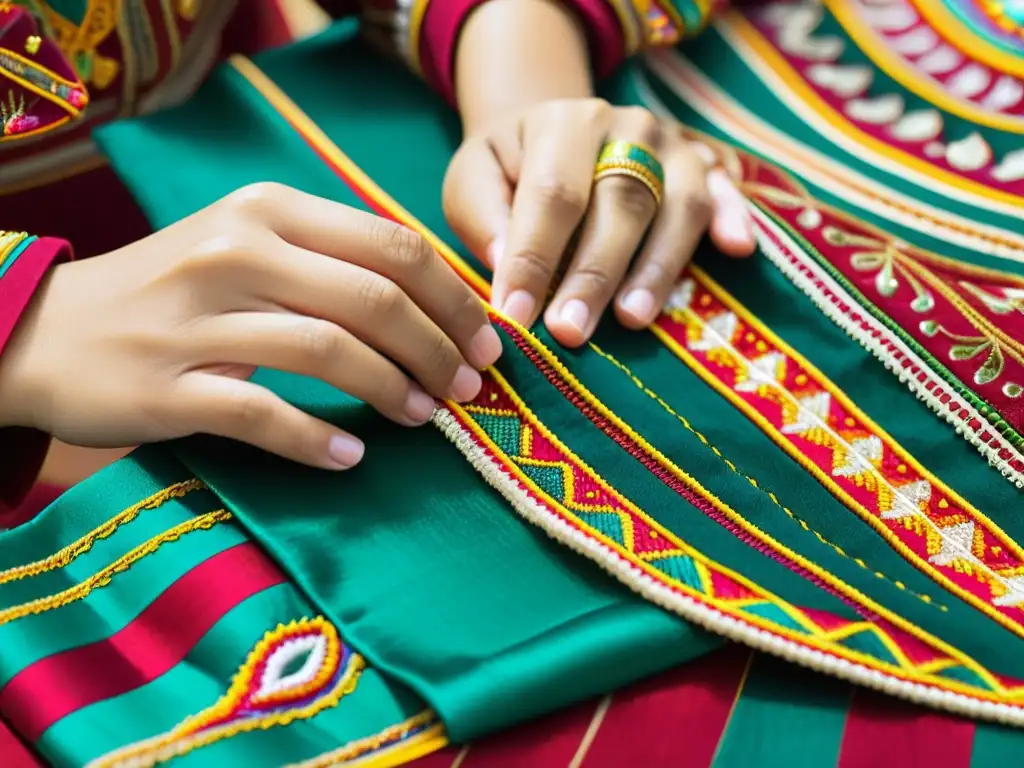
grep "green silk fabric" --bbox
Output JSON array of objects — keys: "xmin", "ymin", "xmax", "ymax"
[
  {"xmin": 0, "ymin": 9, "xmax": 1015, "ymax": 765},
  {"xmin": 92, "ymin": 14, "xmax": 1024, "ymax": 734}
]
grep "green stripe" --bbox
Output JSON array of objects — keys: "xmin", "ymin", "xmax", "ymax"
[
  {"xmin": 45, "ymin": 583, "xmax": 428, "ymax": 768},
  {"xmin": 711, "ymin": 655, "xmax": 850, "ymax": 768},
  {"xmin": 0, "ymin": 521, "xmax": 245, "ymax": 688},
  {"xmin": 621, "ymin": 46, "xmax": 1024, "ymax": 275},
  {"xmin": 970, "ymin": 722, "xmax": 1024, "ymax": 767},
  {"xmin": 0, "ymin": 236, "xmax": 37, "ymax": 279},
  {"xmin": 0, "ymin": 447, "xmax": 194, "ymax": 569},
  {"xmin": 0, "ymin": 485, "xmax": 220, "ymax": 609}
]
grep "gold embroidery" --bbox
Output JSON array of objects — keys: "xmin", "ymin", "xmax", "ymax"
[{"xmin": 0, "ymin": 479, "xmax": 205, "ymax": 586}]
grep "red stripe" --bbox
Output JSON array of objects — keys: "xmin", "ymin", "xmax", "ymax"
[
  {"xmin": 0, "ymin": 542, "xmax": 285, "ymax": 742},
  {"xmin": 837, "ymin": 689, "xmax": 976, "ymax": 768},
  {"xmin": 408, "ymin": 647, "xmax": 749, "ymax": 768},
  {"xmin": 583, "ymin": 645, "xmax": 749, "ymax": 768},
  {"xmin": 459, "ymin": 698, "xmax": 602, "ymax": 767},
  {"xmin": 0, "ymin": 715, "xmax": 44, "ymax": 767}
]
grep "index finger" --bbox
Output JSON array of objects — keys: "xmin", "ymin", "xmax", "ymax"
[
  {"xmin": 224, "ymin": 183, "xmax": 502, "ymax": 370},
  {"xmin": 494, "ymin": 103, "xmax": 608, "ymax": 326}
]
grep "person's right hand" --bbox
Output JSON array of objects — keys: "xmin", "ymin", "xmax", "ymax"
[{"xmin": 0, "ymin": 183, "xmax": 503, "ymax": 470}]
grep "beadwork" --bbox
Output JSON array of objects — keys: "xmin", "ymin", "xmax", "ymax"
[{"xmin": 88, "ymin": 617, "xmax": 366, "ymax": 768}]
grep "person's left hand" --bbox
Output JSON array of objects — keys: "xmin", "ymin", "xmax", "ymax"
[{"xmin": 443, "ymin": 99, "xmax": 756, "ymax": 347}]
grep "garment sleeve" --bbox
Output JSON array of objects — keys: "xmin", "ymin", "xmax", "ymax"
[
  {"xmin": 339, "ymin": 0, "xmax": 730, "ymax": 104},
  {"xmin": 0, "ymin": 234, "xmax": 73, "ymax": 507}
]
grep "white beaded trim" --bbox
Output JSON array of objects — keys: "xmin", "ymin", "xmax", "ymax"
[
  {"xmin": 432, "ymin": 407, "xmax": 1024, "ymax": 726},
  {"xmin": 750, "ymin": 206, "xmax": 1024, "ymax": 490}
]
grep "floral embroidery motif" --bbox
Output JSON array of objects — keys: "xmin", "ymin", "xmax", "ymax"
[
  {"xmin": 88, "ymin": 618, "xmax": 366, "ymax": 768},
  {"xmin": 435, "ymin": 360, "xmax": 1024, "ymax": 724},
  {"xmin": 655, "ymin": 268, "xmax": 1024, "ymax": 639},
  {"xmin": 708, "ymin": 137, "xmax": 1024, "ymax": 487},
  {"xmin": 234, "ymin": 53, "xmax": 1024, "ymax": 724}
]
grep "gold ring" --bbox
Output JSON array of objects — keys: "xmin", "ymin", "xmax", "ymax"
[{"xmin": 594, "ymin": 140, "xmax": 665, "ymax": 205}]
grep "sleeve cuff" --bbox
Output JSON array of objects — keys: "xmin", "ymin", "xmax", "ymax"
[
  {"xmin": 0, "ymin": 235, "xmax": 73, "ymax": 508},
  {"xmin": 418, "ymin": 0, "xmax": 626, "ymax": 105}
]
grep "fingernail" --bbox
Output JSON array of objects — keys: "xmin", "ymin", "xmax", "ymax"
[
  {"xmin": 501, "ymin": 290, "xmax": 536, "ymax": 325},
  {"xmin": 560, "ymin": 299, "xmax": 590, "ymax": 334},
  {"xmin": 450, "ymin": 364, "xmax": 483, "ymax": 402},
  {"xmin": 404, "ymin": 384, "xmax": 436, "ymax": 424},
  {"xmin": 706, "ymin": 168, "xmax": 734, "ymax": 201},
  {"xmin": 328, "ymin": 434, "xmax": 365, "ymax": 469},
  {"xmin": 486, "ymin": 236, "xmax": 504, "ymax": 269},
  {"xmin": 620, "ymin": 289, "xmax": 655, "ymax": 324},
  {"xmin": 468, "ymin": 324, "xmax": 503, "ymax": 368}
]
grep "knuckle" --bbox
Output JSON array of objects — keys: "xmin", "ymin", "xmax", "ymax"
[
  {"xmin": 569, "ymin": 264, "xmax": 614, "ymax": 293},
  {"xmin": 582, "ymin": 98, "xmax": 612, "ymax": 123},
  {"xmin": 295, "ymin": 319, "xmax": 342, "ymax": 365},
  {"xmin": 508, "ymin": 247, "xmax": 557, "ymax": 284},
  {"xmin": 371, "ymin": 219, "xmax": 434, "ymax": 276},
  {"xmin": 619, "ymin": 106, "xmax": 660, "ymax": 136},
  {"xmin": 222, "ymin": 182, "xmax": 287, "ymax": 218},
  {"xmin": 425, "ymin": 334, "xmax": 459, "ymax": 381},
  {"xmin": 529, "ymin": 177, "xmax": 589, "ymax": 216},
  {"xmin": 358, "ymin": 274, "xmax": 404, "ymax": 317},
  {"xmin": 179, "ymin": 230, "xmax": 259, "ymax": 278},
  {"xmin": 225, "ymin": 388, "xmax": 270, "ymax": 430}
]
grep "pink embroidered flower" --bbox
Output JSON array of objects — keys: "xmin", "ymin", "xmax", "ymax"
[{"xmin": 3, "ymin": 113, "xmax": 41, "ymax": 136}]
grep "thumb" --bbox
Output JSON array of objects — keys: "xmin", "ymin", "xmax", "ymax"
[{"xmin": 443, "ymin": 137, "xmax": 514, "ymax": 271}]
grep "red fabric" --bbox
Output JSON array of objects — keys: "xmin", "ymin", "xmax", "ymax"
[
  {"xmin": 837, "ymin": 690, "xmax": 976, "ymax": 768},
  {"xmin": 0, "ymin": 542, "xmax": 285, "ymax": 742},
  {"xmin": 582, "ymin": 644, "xmax": 750, "ymax": 767},
  {"xmin": 0, "ymin": 482, "xmax": 62, "ymax": 530},
  {"xmin": 0, "ymin": 238, "xmax": 73, "ymax": 508},
  {"xmin": 418, "ymin": 0, "xmax": 625, "ymax": 105},
  {"xmin": 0, "ymin": 716, "xmax": 43, "ymax": 768},
  {"xmin": 410, "ymin": 646, "xmax": 751, "ymax": 768},
  {"xmin": 220, "ymin": 0, "xmax": 297, "ymax": 56}
]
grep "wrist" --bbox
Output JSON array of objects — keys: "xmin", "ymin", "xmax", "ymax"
[
  {"xmin": 455, "ymin": 0, "xmax": 594, "ymax": 135},
  {"xmin": 0, "ymin": 269, "xmax": 56, "ymax": 431}
]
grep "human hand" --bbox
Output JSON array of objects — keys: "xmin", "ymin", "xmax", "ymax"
[
  {"xmin": 443, "ymin": 99, "xmax": 756, "ymax": 347},
  {"xmin": 0, "ymin": 184, "xmax": 502, "ymax": 470}
]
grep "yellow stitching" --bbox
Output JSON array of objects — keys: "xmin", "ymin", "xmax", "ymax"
[
  {"xmin": 0, "ymin": 509, "xmax": 230, "ymax": 626},
  {"xmin": 687, "ymin": 264, "xmax": 1024, "ymax": 568},
  {"xmin": 444, "ymin": 375, "xmax": 1016, "ymax": 700},
  {"xmin": 654, "ymin": 304, "xmax": 1024, "ymax": 635},
  {"xmin": 233, "ymin": 56, "xmax": 1013, "ymax": 699},
  {"xmin": 0, "ymin": 479, "xmax": 206, "ymax": 586},
  {"xmin": 650, "ymin": 267, "xmax": 1024, "ymax": 634},
  {"xmin": 89, "ymin": 618, "xmax": 366, "ymax": 768},
  {"xmin": 283, "ymin": 712, "xmax": 444, "ymax": 768},
  {"xmin": 589, "ymin": 342, "xmax": 947, "ymax": 611}
]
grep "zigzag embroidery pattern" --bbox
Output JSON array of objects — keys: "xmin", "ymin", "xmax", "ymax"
[
  {"xmin": 653, "ymin": 269, "xmax": 1024, "ymax": 639},
  {"xmin": 449, "ymin": 369, "xmax": 1024, "ymax": 708}
]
